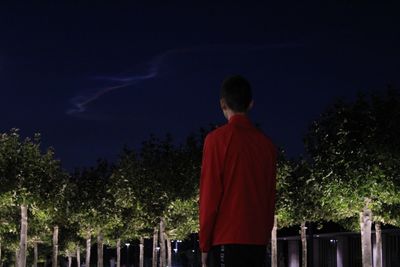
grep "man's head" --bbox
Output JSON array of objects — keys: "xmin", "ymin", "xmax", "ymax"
[{"xmin": 220, "ymin": 75, "xmax": 253, "ymax": 119}]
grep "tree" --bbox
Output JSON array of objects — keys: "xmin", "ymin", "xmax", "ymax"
[
  {"xmin": 162, "ymin": 134, "xmax": 202, "ymax": 267},
  {"xmin": 104, "ymin": 189, "xmax": 150, "ymax": 267},
  {"xmin": 275, "ymin": 156, "xmax": 326, "ymax": 267},
  {"xmin": 113, "ymin": 136, "xmax": 174, "ymax": 267},
  {"xmin": 0, "ymin": 129, "xmax": 65, "ymax": 267},
  {"xmin": 68, "ymin": 160, "xmax": 117, "ymax": 267},
  {"xmin": 113, "ymin": 133, "xmax": 202, "ymax": 267},
  {"xmin": 164, "ymin": 197, "xmax": 199, "ymax": 243},
  {"xmin": 111, "ymin": 147, "xmax": 154, "ymax": 267},
  {"xmin": 272, "ymin": 153, "xmax": 293, "ymax": 267},
  {"xmin": 58, "ymin": 214, "xmax": 85, "ymax": 267},
  {"xmin": 0, "ymin": 192, "xmax": 18, "ymax": 266},
  {"xmin": 28, "ymin": 204, "xmax": 52, "ymax": 267},
  {"xmin": 164, "ymin": 196, "xmax": 199, "ymax": 266},
  {"xmin": 305, "ymin": 89, "xmax": 400, "ymax": 267}
]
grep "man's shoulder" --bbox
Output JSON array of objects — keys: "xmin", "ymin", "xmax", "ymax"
[
  {"xmin": 206, "ymin": 123, "xmax": 231, "ymax": 140},
  {"xmin": 249, "ymin": 128, "xmax": 278, "ymax": 156}
]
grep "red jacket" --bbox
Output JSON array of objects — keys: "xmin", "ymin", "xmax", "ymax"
[{"xmin": 199, "ymin": 114, "xmax": 277, "ymax": 252}]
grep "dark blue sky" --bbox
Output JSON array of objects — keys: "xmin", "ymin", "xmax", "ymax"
[{"xmin": 1, "ymin": 2, "xmax": 399, "ymax": 170}]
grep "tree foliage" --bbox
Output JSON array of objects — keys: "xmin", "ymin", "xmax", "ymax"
[{"xmin": 305, "ymin": 88, "xmax": 400, "ymax": 228}]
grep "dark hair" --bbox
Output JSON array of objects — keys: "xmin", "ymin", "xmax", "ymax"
[{"xmin": 220, "ymin": 75, "xmax": 253, "ymax": 112}]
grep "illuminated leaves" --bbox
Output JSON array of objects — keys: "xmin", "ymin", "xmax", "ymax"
[
  {"xmin": 305, "ymin": 88, "xmax": 400, "ymax": 229},
  {"xmin": 0, "ymin": 129, "xmax": 67, "ymax": 256}
]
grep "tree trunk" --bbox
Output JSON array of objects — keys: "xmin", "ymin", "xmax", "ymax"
[
  {"xmin": 33, "ymin": 242, "xmax": 38, "ymax": 267},
  {"xmin": 271, "ymin": 216, "xmax": 278, "ymax": 267},
  {"xmin": 116, "ymin": 239, "xmax": 121, "ymax": 267},
  {"xmin": 0, "ymin": 242, "xmax": 2, "ymax": 267},
  {"xmin": 97, "ymin": 234, "xmax": 104, "ymax": 267},
  {"xmin": 15, "ymin": 249, "xmax": 19, "ymax": 267},
  {"xmin": 360, "ymin": 208, "xmax": 372, "ymax": 267},
  {"xmin": 165, "ymin": 234, "xmax": 172, "ymax": 267},
  {"xmin": 152, "ymin": 227, "xmax": 159, "ymax": 267},
  {"xmin": 68, "ymin": 256, "xmax": 72, "ymax": 267},
  {"xmin": 301, "ymin": 222, "xmax": 307, "ymax": 267},
  {"xmin": 375, "ymin": 222, "xmax": 382, "ymax": 267},
  {"xmin": 77, "ymin": 246, "xmax": 81, "ymax": 267},
  {"xmin": 159, "ymin": 219, "xmax": 166, "ymax": 267},
  {"xmin": 18, "ymin": 204, "xmax": 28, "ymax": 267},
  {"xmin": 86, "ymin": 236, "xmax": 91, "ymax": 267},
  {"xmin": 139, "ymin": 237, "xmax": 144, "ymax": 267},
  {"xmin": 52, "ymin": 226, "xmax": 59, "ymax": 267}
]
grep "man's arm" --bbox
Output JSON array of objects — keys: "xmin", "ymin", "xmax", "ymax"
[{"xmin": 199, "ymin": 134, "xmax": 224, "ymax": 253}]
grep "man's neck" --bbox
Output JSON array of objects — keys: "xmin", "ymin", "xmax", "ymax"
[{"xmin": 227, "ymin": 112, "xmax": 247, "ymax": 120}]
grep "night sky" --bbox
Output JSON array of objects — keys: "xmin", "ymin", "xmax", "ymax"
[{"xmin": 1, "ymin": 2, "xmax": 399, "ymax": 170}]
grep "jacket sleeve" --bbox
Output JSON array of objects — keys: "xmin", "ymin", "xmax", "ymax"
[{"xmin": 199, "ymin": 134, "xmax": 224, "ymax": 252}]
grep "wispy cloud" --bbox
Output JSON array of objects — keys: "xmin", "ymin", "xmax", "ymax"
[
  {"xmin": 66, "ymin": 43, "xmax": 302, "ymax": 116},
  {"xmin": 66, "ymin": 56, "xmax": 163, "ymax": 115}
]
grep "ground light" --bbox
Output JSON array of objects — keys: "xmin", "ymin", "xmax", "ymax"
[{"xmin": 125, "ymin": 243, "xmax": 130, "ymax": 267}]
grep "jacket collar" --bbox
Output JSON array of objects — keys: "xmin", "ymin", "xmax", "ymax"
[{"xmin": 228, "ymin": 114, "xmax": 253, "ymax": 127}]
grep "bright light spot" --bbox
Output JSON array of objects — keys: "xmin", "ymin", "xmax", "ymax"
[
  {"xmin": 173, "ymin": 248, "xmax": 178, "ymax": 253},
  {"xmin": 125, "ymin": 243, "xmax": 130, "ymax": 247},
  {"xmin": 156, "ymin": 247, "xmax": 160, "ymax": 251},
  {"xmin": 192, "ymin": 250, "xmax": 195, "ymax": 253}
]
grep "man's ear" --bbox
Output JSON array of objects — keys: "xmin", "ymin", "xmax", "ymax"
[
  {"xmin": 248, "ymin": 100, "xmax": 254, "ymax": 111},
  {"xmin": 220, "ymin": 98, "xmax": 228, "ymax": 110}
]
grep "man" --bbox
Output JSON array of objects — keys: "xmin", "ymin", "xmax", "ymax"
[{"xmin": 199, "ymin": 75, "xmax": 277, "ymax": 267}]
